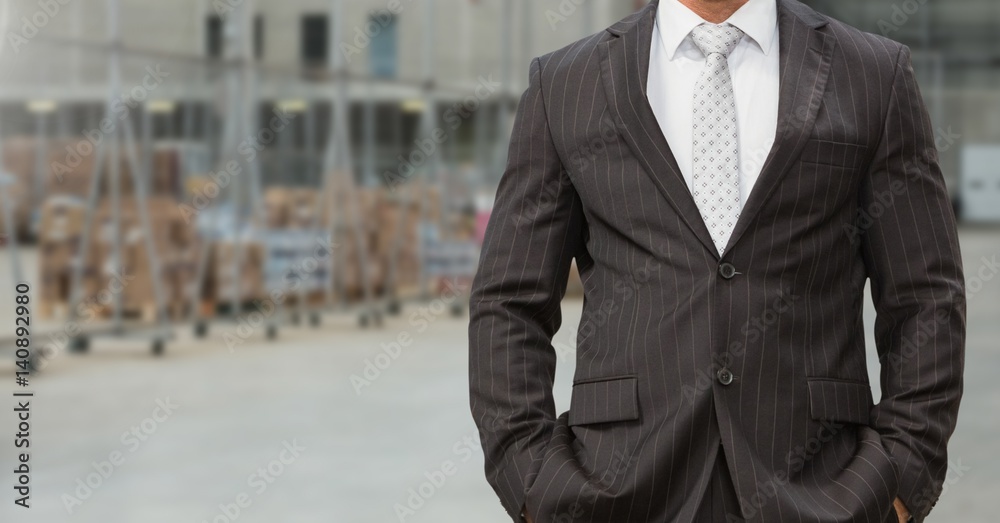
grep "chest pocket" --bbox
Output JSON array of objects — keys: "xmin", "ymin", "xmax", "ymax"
[{"xmin": 797, "ymin": 139, "xmax": 869, "ymax": 171}]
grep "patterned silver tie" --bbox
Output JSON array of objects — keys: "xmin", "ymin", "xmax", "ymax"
[{"xmin": 691, "ymin": 23, "xmax": 744, "ymax": 255}]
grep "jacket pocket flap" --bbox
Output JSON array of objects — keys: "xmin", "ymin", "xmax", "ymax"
[
  {"xmin": 798, "ymin": 139, "xmax": 869, "ymax": 169},
  {"xmin": 806, "ymin": 377, "xmax": 873, "ymax": 425},
  {"xmin": 569, "ymin": 376, "xmax": 639, "ymax": 426}
]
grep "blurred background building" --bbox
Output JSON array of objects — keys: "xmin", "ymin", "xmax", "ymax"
[
  {"xmin": 804, "ymin": 0, "xmax": 1000, "ymax": 221},
  {"xmin": 0, "ymin": 1, "xmax": 996, "ymax": 522}
]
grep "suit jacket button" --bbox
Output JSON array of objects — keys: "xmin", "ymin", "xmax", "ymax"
[
  {"xmin": 717, "ymin": 368, "xmax": 734, "ymax": 385},
  {"xmin": 719, "ymin": 263, "xmax": 737, "ymax": 280}
]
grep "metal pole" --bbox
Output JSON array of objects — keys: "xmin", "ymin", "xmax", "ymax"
[
  {"xmin": 225, "ymin": 0, "xmax": 251, "ymax": 317},
  {"xmin": 108, "ymin": 0, "xmax": 124, "ymax": 330},
  {"xmin": 363, "ymin": 88, "xmax": 375, "ymax": 187},
  {"xmin": 66, "ymin": 128, "xmax": 108, "ymax": 325},
  {"xmin": 120, "ymin": 108, "xmax": 171, "ymax": 330},
  {"xmin": 0, "ymin": 118, "xmax": 26, "ymax": 297},
  {"xmin": 494, "ymin": 0, "xmax": 515, "ymax": 181},
  {"xmin": 305, "ymin": 102, "xmax": 317, "ymax": 187},
  {"xmin": 327, "ymin": 0, "xmax": 378, "ymax": 325},
  {"xmin": 0, "ymin": 179, "xmax": 25, "ymax": 288},
  {"xmin": 142, "ymin": 105, "xmax": 154, "ymax": 195},
  {"xmin": 33, "ymin": 112, "xmax": 48, "ymax": 219},
  {"xmin": 415, "ymin": 0, "xmax": 438, "ymax": 299},
  {"xmin": 72, "ymin": 0, "xmax": 83, "ymax": 85}
]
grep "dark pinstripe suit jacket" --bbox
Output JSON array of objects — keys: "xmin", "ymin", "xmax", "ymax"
[{"xmin": 469, "ymin": 1, "xmax": 966, "ymax": 522}]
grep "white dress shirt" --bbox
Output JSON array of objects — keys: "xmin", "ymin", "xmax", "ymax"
[{"xmin": 647, "ymin": 0, "xmax": 780, "ymax": 208}]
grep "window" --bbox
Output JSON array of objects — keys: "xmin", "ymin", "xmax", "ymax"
[
  {"xmin": 205, "ymin": 14, "xmax": 264, "ymax": 59},
  {"xmin": 206, "ymin": 15, "xmax": 223, "ymax": 58},
  {"xmin": 254, "ymin": 15, "xmax": 264, "ymax": 59},
  {"xmin": 369, "ymin": 11, "xmax": 398, "ymax": 78},
  {"xmin": 301, "ymin": 14, "xmax": 328, "ymax": 65}
]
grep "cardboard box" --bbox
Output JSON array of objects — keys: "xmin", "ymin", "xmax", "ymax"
[{"xmin": 39, "ymin": 196, "xmax": 87, "ymax": 242}]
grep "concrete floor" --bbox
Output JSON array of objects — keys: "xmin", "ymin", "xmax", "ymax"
[{"xmin": 0, "ymin": 228, "xmax": 997, "ymax": 523}]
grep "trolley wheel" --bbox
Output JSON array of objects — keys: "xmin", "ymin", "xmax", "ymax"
[
  {"xmin": 358, "ymin": 312, "xmax": 370, "ymax": 328},
  {"xmin": 69, "ymin": 336, "xmax": 90, "ymax": 354},
  {"xmin": 266, "ymin": 324, "xmax": 278, "ymax": 340},
  {"xmin": 309, "ymin": 312, "xmax": 321, "ymax": 327},
  {"xmin": 290, "ymin": 312, "xmax": 301, "ymax": 326},
  {"xmin": 450, "ymin": 303, "xmax": 464, "ymax": 317},
  {"xmin": 194, "ymin": 321, "xmax": 208, "ymax": 338},
  {"xmin": 387, "ymin": 300, "xmax": 402, "ymax": 316},
  {"xmin": 151, "ymin": 339, "xmax": 165, "ymax": 357}
]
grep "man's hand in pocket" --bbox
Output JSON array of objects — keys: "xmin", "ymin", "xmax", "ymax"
[{"xmin": 894, "ymin": 497, "xmax": 911, "ymax": 523}]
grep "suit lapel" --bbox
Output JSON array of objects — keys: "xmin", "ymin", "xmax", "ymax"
[
  {"xmin": 598, "ymin": 0, "xmax": 721, "ymax": 259},
  {"xmin": 722, "ymin": 0, "xmax": 835, "ymax": 255},
  {"xmin": 598, "ymin": 0, "xmax": 835, "ymax": 260}
]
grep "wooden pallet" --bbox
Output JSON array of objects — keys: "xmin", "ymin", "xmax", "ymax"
[
  {"xmin": 92, "ymin": 302, "xmax": 158, "ymax": 323},
  {"xmin": 37, "ymin": 300, "xmax": 170, "ymax": 323},
  {"xmin": 282, "ymin": 291, "xmax": 327, "ymax": 307}
]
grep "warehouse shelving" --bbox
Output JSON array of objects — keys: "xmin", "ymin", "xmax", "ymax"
[{"xmin": 0, "ymin": 0, "xmax": 550, "ymax": 370}]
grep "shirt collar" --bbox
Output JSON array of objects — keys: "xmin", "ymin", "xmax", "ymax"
[{"xmin": 656, "ymin": 0, "xmax": 778, "ymax": 60}]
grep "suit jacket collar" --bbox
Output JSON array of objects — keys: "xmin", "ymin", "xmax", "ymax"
[
  {"xmin": 655, "ymin": 0, "xmax": 779, "ymax": 59},
  {"xmin": 600, "ymin": 0, "xmax": 835, "ymax": 260}
]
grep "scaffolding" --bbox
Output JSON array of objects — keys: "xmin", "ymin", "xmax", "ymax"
[{"xmin": 0, "ymin": 0, "xmax": 538, "ymax": 369}]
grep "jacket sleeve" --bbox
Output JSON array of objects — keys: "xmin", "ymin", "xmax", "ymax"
[
  {"xmin": 468, "ymin": 56, "xmax": 585, "ymax": 522},
  {"xmin": 862, "ymin": 44, "xmax": 967, "ymax": 522}
]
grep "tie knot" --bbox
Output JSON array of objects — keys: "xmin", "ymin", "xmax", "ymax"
[{"xmin": 690, "ymin": 23, "xmax": 744, "ymax": 58}]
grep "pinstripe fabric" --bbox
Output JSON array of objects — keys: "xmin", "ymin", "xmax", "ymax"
[{"xmin": 468, "ymin": 1, "xmax": 966, "ymax": 522}]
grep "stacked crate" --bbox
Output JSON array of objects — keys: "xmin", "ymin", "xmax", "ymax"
[
  {"xmin": 1, "ymin": 136, "xmax": 184, "ymax": 240},
  {"xmin": 261, "ymin": 187, "xmax": 331, "ymax": 304},
  {"xmin": 171, "ymin": 179, "xmax": 449, "ymax": 312},
  {"xmin": 263, "ymin": 187, "xmax": 322, "ymax": 229},
  {"xmin": 89, "ymin": 196, "xmax": 200, "ymax": 320},
  {"xmin": 373, "ymin": 183, "xmax": 441, "ymax": 295},
  {"xmin": 1, "ymin": 137, "xmax": 43, "ymax": 240},
  {"xmin": 205, "ymin": 237, "xmax": 266, "ymax": 310},
  {"xmin": 37, "ymin": 197, "xmax": 100, "ymax": 319},
  {"xmin": 37, "ymin": 195, "xmax": 200, "ymax": 321},
  {"xmin": 46, "ymin": 138, "xmax": 182, "ymax": 198},
  {"xmin": 259, "ymin": 230, "xmax": 333, "ymax": 306}
]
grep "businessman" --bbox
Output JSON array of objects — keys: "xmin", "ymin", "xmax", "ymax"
[{"xmin": 469, "ymin": 0, "xmax": 965, "ymax": 521}]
